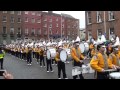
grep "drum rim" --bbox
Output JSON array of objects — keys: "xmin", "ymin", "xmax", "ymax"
[{"xmin": 79, "ymin": 43, "xmax": 85, "ymax": 53}]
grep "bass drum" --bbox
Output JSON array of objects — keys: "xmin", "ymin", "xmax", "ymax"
[
  {"xmin": 79, "ymin": 42, "xmax": 89, "ymax": 53},
  {"xmin": 46, "ymin": 48, "xmax": 56, "ymax": 60},
  {"xmin": 79, "ymin": 43, "xmax": 85, "ymax": 53},
  {"xmin": 60, "ymin": 49, "xmax": 72, "ymax": 61}
]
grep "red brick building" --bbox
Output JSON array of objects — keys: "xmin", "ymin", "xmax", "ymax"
[
  {"xmin": 0, "ymin": 11, "xmax": 79, "ymax": 44},
  {"xmin": 85, "ymin": 11, "xmax": 120, "ymax": 40}
]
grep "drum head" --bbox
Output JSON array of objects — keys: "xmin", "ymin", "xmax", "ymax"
[
  {"xmin": 109, "ymin": 72, "xmax": 120, "ymax": 79},
  {"xmin": 46, "ymin": 50, "xmax": 51, "ymax": 59},
  {"xmin": 79, "ymin": 43, "xmax": 85, "ymax": 53},
  {"xmin": 60, "ymin": 50, "xmax": 67, "ymax": 62},
  {"xmin": 84, "ymin": 43, "xmax": 89, "ymax": 51}
]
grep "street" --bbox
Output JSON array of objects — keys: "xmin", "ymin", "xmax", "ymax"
[{"xmin": 0, "ymin": 53, "xmax": 94, "ymax": 79}]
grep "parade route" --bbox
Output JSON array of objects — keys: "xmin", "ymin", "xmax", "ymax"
[{"xmin": 0, "ymin": 53, "xmax": 94, "ymax": 79}]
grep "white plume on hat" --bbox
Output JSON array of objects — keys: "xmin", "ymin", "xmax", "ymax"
[
  {"xmin": 101, "ymin": 35, "xmax": 106, "ymax": 43},
  {"xmin": 114, "ymin": 36, "xmax": 120, "ymax": 46},
  {"xmin": 58, "ymin": 40, "xmax": 63, "ymax": 46},
  {"xmin": 75, "ymin": 36, "xmax": 80, "ymax": 42}
]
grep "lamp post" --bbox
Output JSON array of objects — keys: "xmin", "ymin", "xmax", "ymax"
[
  {"xmin": 61, "ymin": 13, "xmax": 62, "ymax": 39},
  {"xmin": 104, "ymin": 11, "xmax": 107, "ymax": 37}
]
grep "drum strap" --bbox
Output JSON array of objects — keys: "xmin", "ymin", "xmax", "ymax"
[
  {"xmin": 75, "ymin": 48, "xmax": 81, "ymax": 59},
  {"xmin": 103, "ymin": 54, "xmax": 108, "ymax": 70}
]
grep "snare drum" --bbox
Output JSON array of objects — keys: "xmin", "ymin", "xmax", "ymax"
[
  {"xmin": 109, "ymin": 72, "xmax": 120, "ymax": 79},
  {"xmin": 46, "ymin": 48, "xmax": 56, "ymax": 60}
]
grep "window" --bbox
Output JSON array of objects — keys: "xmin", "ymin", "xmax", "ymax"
[
  {"xmin": 31, "ymin": 28, "xmax": 35, "ymax": 35},
  {"xmin": 2, "ymin": 26, "xmax": 7, "ymax": 34},
  {"xmin": 10, "ymin": 11, "xmax": 14, "ymax": 14},
  {"xmin": 31, "ymin": 18, "xmax": 35, "ymax": 23},
  {"xmin": 49, "ymin": 29, "xmax": 52, "ymax": 35},
  {"xmin": 49, "ymin": 24, "xmax": 52, "ymax": 28},
  {"xmin": 25, "ymin": 28, "xmax": 28, "ymax": 34},
  {"xmin": 37, "ymin": 12, "xmax": 41, "ymax": 16},
  {"xmin": 10, "ymin": 27, "xmax": 14, "ymax": 34},
  {"xmin": 38, "ymin": 28, "xmax": 41, "ymax": 35},
  {"xmin": 108, "ymin": 11, "xmax": 115, "ymax": 20},
  {"xmin": 44, "ymin": 24, "xmax": 47, "ymax": 27},
  {"xmin": 56, "ymin": 23, "xmax": 58, "ymax": 27},
  {"xmin": 18, "ymin": 11, "xmax": 21, "ymax": 15},
  {"xmin": 37, "ymin": 18, "xmax": 41, "ymax": 23},
  {"xmin": 25, "ymin": 17, "xmax": 28, "ymax": 22},
  {"xmin": 18, "ymin": 18, "xmax": 21, "ymax": 23},
  {"xmin": 44, "ymin": 30, "xmax": 47, "ymax": 35},
  {"xmin": 18, "ymin": 28, "xmax": 21, "ymax": 34},
  {"xmin": 68, "ymin": 31, "xmax": 70, "ymax": 35},
  {"xmin": 2, "ymin": 16, "xmax": 7, "ymax": 22},
  {"xmin": 49, "ymin": 18, "xmax": 52, "ymax": 22},
  {"xmin": 56, "ymin": 18, "xmax": 58, "ymax": 21},
  {"xmin": 31, "ymin": 11, "xmax": 35, "ymax": 15},
  {"xmin": 25, "ymin": 11, "xmax": 29, "ymax": 14},
  {"xmin": 97, "ymin": 11, "xmax": 102, "ymax": 23},
  {"xmin": 97, "ymin": 29, "xmax": 102, "ymax": 39},
  {"xmin": 109, "ymin": 28, "xmax": 114, "ymax": 34},
  {"xmin": 87, "ymin": 11, "xmax": 92, "ymax": 24},
  {"xmin": 3, "ymin": 11, "xmax": 7, "ymax": 13},
  {"xmin": 44, "ymin": 18, "xmax": 47, "ymax": 21},
  {"xmin": 10, "ymin": 17, "xmax": 14, "ymax": 23}
]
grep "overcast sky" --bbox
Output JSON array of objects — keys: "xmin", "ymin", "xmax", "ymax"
[{"xmin": 53, "ymin": 11, "xmax": 85, "ymax": 29}]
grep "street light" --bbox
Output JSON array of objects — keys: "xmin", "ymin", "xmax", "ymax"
[
  {"xmin": 61, "ymin": 13, "xmax": 62, "ymax": 39},
  {"xmin": 104, "ymin": 11, "xmax": 107, "ymax": 37}
]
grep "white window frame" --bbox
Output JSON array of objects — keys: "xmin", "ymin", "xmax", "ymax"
[
  {"xmin": 18, "ymin": 28, "xmax": 21, "ymax": 34},
  {"xmin": 18, "ymin": 18, "xmax": 21, "ymax": 23},
  {"xmin": 25, "ymin": 28, "xmax": 28, "ymax": 34},
  {"xmin": 18, "ymin": 11, "xmax": 21, "ymax": 15},
  {"xmin": 25, "ymin": 11, "xmax": 29, "ymax": 14},
  {"xmin": 2, "ymin": 26, "xmax": 7, "ymax": 34},
  {"xmin": 56, "ymin": 23, "xmax": 58, "ymax": 27},
  {"xmin": 38, "ymin": 28, "xmax": 41, "ymax": 35},
  {"xmin": 97, "ymin": 11, "xmax": 102, "ymax": 23},
  {"xmin": 31, "ymin": 28, "xmax": 35, "ymax": 35},
  {"xmin": 49, "ymin": 24, "xmax": 52, "ymax": 28},
  {"xmin": 44, "ymin": 18, "xmax": 47, "ymax": 21},
  {"xmin": 108, "ymin": 11, "xmax": 115, "ymax": 21},
  {"xmin": 31, "ymin": 11, "xmax": 35, "ymax": 15},
  {"xmin": 97, "ymin": 29, "xmax": 102, "ymax": 39},
  {"xmin": 44, "ymin": 24, "xmax": 47, "ymax": 27},
  {"xmin": 109, "ymin": 27, "xmax": 115, "ymax": 40},
  {"xmin": 87, "ymin": 11, "xmax": 92, "ymax": 25},
  {"xmin": 3, "ymin": 11, "xmax": 7, "ymax": 13},
  {"xmin": 10, "ymin": 17, "xmax": 14, "ymax": 23},
  {"xmin": 10, "ymin": 27, "xmax": 14, "ymax": 34},
  {"xmin": 10, "ymin": 11, "xmax": 14, "ymax": 14},
  {"xmin": 49, "ymin": 18, "xmax": 52, "ymax": 22},
  {"xmin": 37, "ymin": 19, "xmax": 41, "ymax": 23},
  {"xmin": 2, "ymin": 16, "xmax": 7, "ymax": 22},
  {"xmin": 25, "ymin": 17, "xmax": 28, "ymax": 22},
  {"xmin": 31, "ymin": 18, "xmax": 35, "ymax": 23}
]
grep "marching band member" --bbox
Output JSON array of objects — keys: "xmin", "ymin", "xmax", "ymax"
[
  {"xmin": 89, "ymin": 42, "xmax": 94, "ymax": 58},
  {"xmin": 39, "ymin": 46, "xmax": 45, "ymax": 67},
  {"xmin": 71, "ymin": 41, "xmax": 85, "ymax": 79},
  {"xmin": 46, "ymin": 47, "xmax": 54, "ymax": 72},
  {"xmin": 108, "ymin": 46, "xmax": 120, "ymax": 70},
  {"xmin": 26, "ymin": 46, "xmax": 32, "ymax": 65},
  {"xmin": 55, "ymin": 44, "xmax": 68, "ymax": 79},
  {"xmin": 90, "ymin": 43, "xmax": 116, "ymax": 79},
  {"xmin": 0, "ymin": 47, "xmax": 5, "ymax": 69}
]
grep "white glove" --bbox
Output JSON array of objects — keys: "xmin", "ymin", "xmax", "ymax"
[{"xmin": 101, "ymin": 69, "xmax": 105, "ymax": 72}]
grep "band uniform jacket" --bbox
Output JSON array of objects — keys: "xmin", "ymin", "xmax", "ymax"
[{"xmin": 90, "ymin": 52, "xmax": 113, "ymax": 72}]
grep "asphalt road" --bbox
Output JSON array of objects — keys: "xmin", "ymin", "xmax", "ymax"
[{"xmin": 0, "ymin": 53, "xmax": 94, "ymax": 79}]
